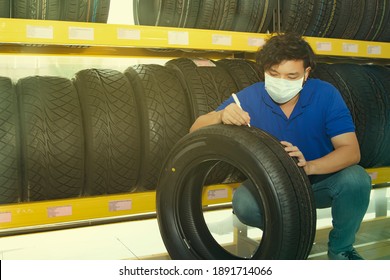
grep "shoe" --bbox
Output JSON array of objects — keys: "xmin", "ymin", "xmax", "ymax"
[{"xmin": 327, "ymin": 248, "xmax": 364, "ymax": 260}]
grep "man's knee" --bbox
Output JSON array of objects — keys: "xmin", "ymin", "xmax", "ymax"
[
  {"xmin": 339, "ymin": 165, "xmax": 372, "ymax": 194},
  {"xmin": 232, "ymin": 184, "xmax": 263, "ymax": 228},
  {"xmin": 232, "ymin": 185, "xmax": 256, "ymax": 219}
]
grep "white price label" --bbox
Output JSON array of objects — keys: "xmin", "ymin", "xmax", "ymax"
[
  {"xmin": 316, "ymin": 42, "xmax": 332, "ymax": 52},
  {"xmin": 47, "ymin": 205, "xmax": 72, "ymax": 218},
  {"xmin": 26, "ymin": 25, "xmax": 54, "ymax": 39},
  {"xmin": 248, "ymin": 37, "xmax": 265, "ymax": 47},
  {"xmin": 0, "ymin": 212, "xmax": 12, "ymax": 223},
  {"xmin": 168, "ymin": 31, "xmax": 189, "ymax": 45},
  {"xmin": 68, "ymin": 27, "xmax": 94, "ymax": 40},
  {"xmin": 342, "ymin": 43, "xmax": 358, "ymax": 53},
  {"xmin": 191, "ymin": 58, "xmax": 216, "ymax": 67},
  {"xmin": 368, "ymin": 172, "xmax": 378, "ymax": 180},
  {"xmin": 208, "ymin": 188, "xmax": 228, "ymax": 200},
  {"xmin": 109, "ymin": 200, "xmax": 132, "ymax": 211},
  {"xmin": 212, "ymin": 34, "xmax": 232, "ymax": 46},
  {"xmin": 367, "ymin": 45, "xmax": 381, "ymax": 55},
  {"xmin": 117, "ymin": 28, "xmax": 141, "ymax": 40}
]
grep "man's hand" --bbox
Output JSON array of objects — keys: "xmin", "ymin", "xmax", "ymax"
[
  {"xmin": 221, "ymin": 103, "xmax": 251, "ymax": 126},
  {"xmin": 281, "ymin": 141, "xmax": 311, "ymax": 175}
]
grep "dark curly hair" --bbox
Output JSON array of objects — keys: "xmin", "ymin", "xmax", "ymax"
[{"xmin": 256, "ymin": 33, "xmax": 316, "ymax": 74}]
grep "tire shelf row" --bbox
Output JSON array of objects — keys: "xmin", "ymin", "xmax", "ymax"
[
  {"xmin": 0, "ymin": 18, "xmax": 389, "ymax": 234},
  {"xmin": 0, "ymin": 167, "xmax": 389, "ymax": 234},
  {"xmin": 0, "ymin": 18, "xmax": 389, "ymax": 60}
]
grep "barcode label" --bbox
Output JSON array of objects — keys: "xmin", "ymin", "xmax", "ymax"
[{"xmin": 208, "ymin": 189, "xmax": 228, "ymax": 200}]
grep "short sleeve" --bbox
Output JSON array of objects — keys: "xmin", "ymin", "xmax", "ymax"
[{"xmin": 325, "ymin": 87, "xmax": 355, "ymax": 138}]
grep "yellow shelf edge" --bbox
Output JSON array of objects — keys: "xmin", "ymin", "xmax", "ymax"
[
  {"xmin": 0, "ymin": 184, "xmax": 238, "ymax": 231},
  {"xmin": 1, "ymin": 18, "xmax": 389, "ymax": 59},
  {"xmin": 366, "ymin": 167, "xmax": 390, "ymax": 185},
  {"xmin": 0, "ymin": 165, "xmax": 389, "ymax": 232}
]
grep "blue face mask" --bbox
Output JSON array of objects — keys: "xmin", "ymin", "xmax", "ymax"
[{"xmin": 264, "ymin": 73, "xmax": 304, "ymax": 104}]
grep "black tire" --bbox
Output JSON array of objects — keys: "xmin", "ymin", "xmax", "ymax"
[
  {"xmin": 341, "ymin": 0, "xmax": 365, "ymax": 39},
  {"xmin": 12, "ymin": 0, "xmax": 61, "ymax": 20},
  {"xmin": 133, "ymin": 0, "xmax": 182, "ymax": 27},
  {"xmin": 157, "ymin": 124, "xmax": 316, "ymax": 259},
  {"xmin": 215, "ymin": 58, "xmax": 263, "ymax": 91},
  {"xmin": 61, "ymin": 0, "xmax": 110, "ymax": 22},
  {"xmin": 73, "ymin": 69, "xmax": 141, "ymax": 195},
  {"xmin": 362, "ymin": 65, "xmax": 390, "ymax": 166},
  {"xmin": 166, "ymin": 58, "xmax": 239, "ymax": 185},
  {"xmin": 16, "ymin": 76, "xmax": 84, "ymax": 201},
  {"xmin": 232, "ymin": 0, "xmax": 264, "ymax": 32},
  {"xmin": 0, "ymin": 77, "xmax": 20, "ymax": 204},
  {"xmin": 0, "ymin": 0, "xmax": 10, "ymax": 17},
  {"xmin": 304, "ymin": 0, "xmax": 334, "ymax": 37},
  {"xmin": 281, "ymin": 0, "xmax": 314, "ymax": 35},
  {"xmin": 166, "ymin": 58, "xmax": 238, "ymax": 120},
  {"xmin": 353, "ymin": 0, "xmax": 380, "ymax": 40},
  {"xmin": 218, "ymin": 0, "xmax": 236, "ymax": 31},
  {"xmin": 257, "ymin": 0, "xmax": 277, "ymax": 33},
  {"xmin": 123, "ymin": 65, "xmax": 192, "ymax": 191},
  {"xmin": 323, "ymin": 0, "xmax": 341, "ymax": 38},
  {"xmin": 194, "ymin": 0, "xmax": 215, "ymax": 29},
  {"xmin": 180, "ymin": 0, "xmax": 201, "ymax": 28},
  {"xmin": 316, "ymin": 64, "xmax": 387, "ymax": 168},
  {"xmin": 327, "ymin": 0, "xmax": 364, "ymax": 39},
  {"xmin": 375, "ymin": 0, "xmax": 390, "ymax": 42}
]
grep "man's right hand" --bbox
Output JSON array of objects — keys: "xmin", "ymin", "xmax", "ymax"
[{"xmin": 221, "ymin": 103, "xmax": 251, "ymax": 126}]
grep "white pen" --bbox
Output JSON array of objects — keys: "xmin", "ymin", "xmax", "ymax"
[{"xmin": 232, "ymin": 93, "xmax": 251, "ymax": 127}]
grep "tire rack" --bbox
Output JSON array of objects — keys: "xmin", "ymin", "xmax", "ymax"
[{"xmin": 0, "ymin": 18, "xmax": 389, "ymax": 235}]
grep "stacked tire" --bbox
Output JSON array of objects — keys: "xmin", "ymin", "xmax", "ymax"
[
  {"xmin": 133, "ymin": 0, "xmax": 276, "ymax": 33},
  {"xmin": 1, "ymin": 60, "xmax": 389, "ymax": 199},
  {"xmin": 133, "ymin": 0, "xmax": 390, "ymax": 41},
  {"xmin": 312, "ymin": 63, "xmax": 390, "ymax": 167},
  {"xmin": 1, "ymin": 0, "xmax": 111, "ymax": 22},
  {"xmin": 1, "ymin": 60, "xmax": 389, "ymax": 260}
]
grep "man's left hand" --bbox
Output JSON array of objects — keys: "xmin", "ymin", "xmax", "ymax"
[{"xmin": 281, "ymin": 141, "xmax": 311, "ymax": 175}]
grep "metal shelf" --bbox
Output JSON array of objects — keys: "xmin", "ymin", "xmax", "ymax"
[
  {"xmin": 0, "ymin": 184, "xmax": 238, "ymax": 235},
  {"xmin": 0, "ymin": 167, "xmax": 389, "ymax": 235},
  {"xmin": 0, "ymin": 18, "xmax": 389, "ymax": 234}
]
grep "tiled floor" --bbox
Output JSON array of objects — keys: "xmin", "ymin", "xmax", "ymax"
[{"xmin": 0, "ymin": 188, "xmax": 389, "ymax": 260}]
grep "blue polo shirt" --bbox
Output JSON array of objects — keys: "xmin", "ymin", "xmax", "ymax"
[{"xmin": 216, "ymin": 78, "xmax": 355, "ymax": 161}]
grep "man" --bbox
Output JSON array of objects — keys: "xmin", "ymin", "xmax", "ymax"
[{"xmin": 190, "ymin": 33, "xmax": 372, "ymax": 260}]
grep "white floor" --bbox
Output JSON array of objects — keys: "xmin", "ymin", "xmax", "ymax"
[{"xmin": 0, "ymin": 188, "xmax": 388, "ymax": 260}]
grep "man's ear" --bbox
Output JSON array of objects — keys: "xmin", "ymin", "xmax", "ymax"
[{"xmin": 305, "ymin": 67, "xmax": 311, "ymax": 80}]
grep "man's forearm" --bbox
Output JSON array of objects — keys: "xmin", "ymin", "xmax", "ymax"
[
  {"xmin": 307, "ymin": 145, "xmax": 360, "ymax": 175},
  {"xmin": 189, "ymin": 111, "xmax": 222, "ymax": 133}
]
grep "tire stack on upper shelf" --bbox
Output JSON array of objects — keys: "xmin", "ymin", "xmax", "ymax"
[
  {"xmin": 0, "ymin": 0, "xmax": 111, "ymax": 22},
  {"xmin": 1, "ymin": 58, "xmax": 389, "ymax": 205},
  {"xmin": 133, "ymin": 0, "xmax": 275, "ymax": 33},
  {"xmin": 0, "ymin": 0, "xmax": 10, "ymax": 18},
  {"xmin": 133, "ymin": 0, "xmax": 390, "ymax": 42}
]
